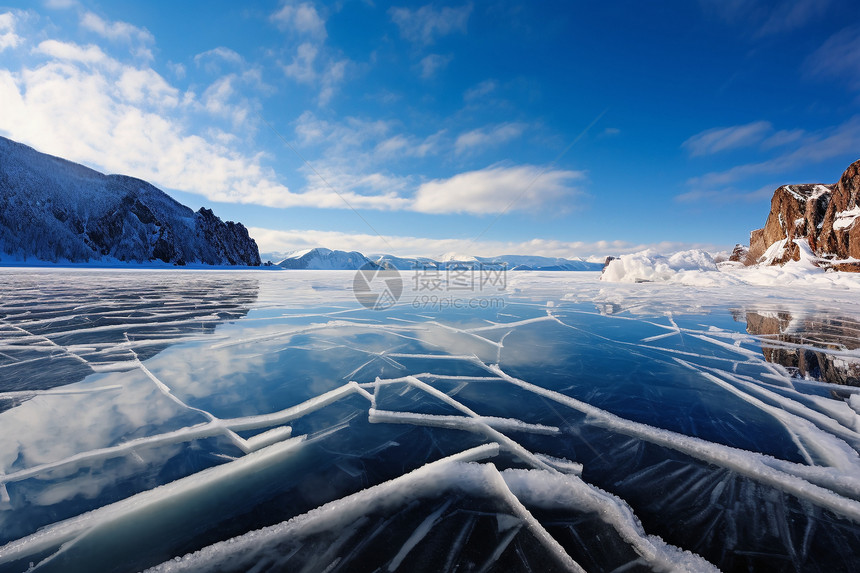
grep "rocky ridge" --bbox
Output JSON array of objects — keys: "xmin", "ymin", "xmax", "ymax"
[{"xmin": 0, "ymin": 136, "xmax": 260, "ymax": 266}]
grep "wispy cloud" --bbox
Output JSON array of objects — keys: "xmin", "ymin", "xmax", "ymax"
[
  {"xmin": 698, "ymin": 0, "xmax": 830, "ymax": 37},
  {"xmin": 756, "ymin": 0, "xmax": 830, "ymax": 36},
  {"xmin": 805, "ymin": 25, "xmax": 860, "ymax": 90},
  {"xmin": 270, "ymin": 1, "xmax": 327, "ymax": 40},
  {"xmin": 80, "ymin": 11, "xmax": 154, "ymax": 44},
  {"xmin": 687, "ymin": 116, "xmax": 860, "ymax": 189},
  {"xmin": 454, "ymin": 122, "xmax": 526, "ymax": 154},
  {"xmin": 464, "ymin": 79, "xmax": 496, "ymax": 101},
  {"xmin": 675, "ymin": 184, "xmax": 778, "ymax": 204},
  {"xmin": 0, "ymin": 12, "xmax": 22, "ymax": 52},
  {"xmin": 418, "ymin": 53, "xmax": 451, "ymax": 79},
  {"xmin": 678, "ymin": 117, "xmax": 860, "ymax": 203},
  {"xmin": 682, "ymin": 120, "xmax": 771, "ymax": 156},
  {"xmin": 250, "ymin": 226, "xmax": 723, "ymax": 260},
  {"xmin": 281, "ymin": 42, "xmax": 349, "ymax": 105},
  {"xmin": 194, "ymin": 47, "xmax": 244, "ymax": 71},
  {"xmin": 389, "ymin": 3, "xmax": 472, "ymax": 45}
]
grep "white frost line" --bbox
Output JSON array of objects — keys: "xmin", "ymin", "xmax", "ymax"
[
  {"xmin": 485, "ymin": 466, "xmax": 586, "ymax": 573},
  {"xmin": 0, "ymin": 436, "xmax": 310, "ymax": 567},
  {"xmin": 462, "ymin": 315, "xmax": 556, "ymax": 333},
  {"xmin": 423, "ymin": 320, "xmax": 503, "ymax": 348},
  {"xmin": 368, "ymin": 409, "xmax": 561, "ymax": 436},
  {"xmin": 502, "ymin": 468, "xmax": 719, "ymax": 573},
  {"xmin": 683, "ymin": 360, "xmax": 860, "ymax": 448},
  {"xmin": 222, "ymin": 382, "xmax": 368, "ymax": 431},
  {"xmin": 674, "ymin": 358, "xmax": 860, "ymax": 473},
  {"xmin": 401, "ymin": 376, "xmax": 557, "ymax": 473},
  {"xmin": 142, "ymin": 445, "xmax": 502, "ymax": 573},
  {"xmin": 482, "ymin": 362, "xmax": 860, "ymax": 523},
  {"xmin": 640, "ymin": 331, "xmax": 681, "ymax": 343},
  {"xmin": 385, "ymin": 353, "xmax": 478, "ymax": 361}
]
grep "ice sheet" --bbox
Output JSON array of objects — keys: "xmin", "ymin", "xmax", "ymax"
[{"xmin": 2, "ymin": 268, "xmax": 860, "ymax": 572}]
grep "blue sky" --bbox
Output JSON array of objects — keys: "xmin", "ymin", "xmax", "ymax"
[{"xmin": 0, "ymin": 0, "xmax": 858, "ymax": 261}]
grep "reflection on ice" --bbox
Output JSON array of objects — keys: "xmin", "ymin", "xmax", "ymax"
[
  {"xmin": 0, "ymin": 269, "xmax": 258, "ymax": 412},
  {"xmin": 740, "ymin": 310, "xmax": 860, "ymax": 386},
  {"xmin": 1, "ymin": 270, "xmax": 860, "ymax": 572}
]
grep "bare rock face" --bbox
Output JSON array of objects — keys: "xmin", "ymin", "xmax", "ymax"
[
  {"xmin": 815, "ymin": 159, "xmax": 860, "ymax": 260},
  {"xmin": 745, "ymin": 158, "xmax": 860, "ymax": 270},
  {"xmin": 728, "ymin": 244, "xmax": 749, "ymax": 263}
]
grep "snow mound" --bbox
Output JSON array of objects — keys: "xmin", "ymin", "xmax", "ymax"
[{"xmin": 601, "ymin": 250, "xmax": 719, "ymax": 284}]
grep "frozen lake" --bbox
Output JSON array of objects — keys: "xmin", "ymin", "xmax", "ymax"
[{"xmin": 1, "ymin": 268, "xmax": 860, "ymax": 572}]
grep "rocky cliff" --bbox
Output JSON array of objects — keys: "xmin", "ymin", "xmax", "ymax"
[
  {"xmin": 745, "ymin": 159, "xmax": 860, "ymax": 270},
  {"xmin": 0, "ymin": 136, "xmax": 261, "ymax": 265}
]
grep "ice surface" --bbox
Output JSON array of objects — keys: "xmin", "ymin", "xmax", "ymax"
[{"xmin": 1, "ymin": 268, "xmax": 860, "ymax": 572}]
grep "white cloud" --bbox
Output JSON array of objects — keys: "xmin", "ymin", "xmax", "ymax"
[
  {"xmin": 271, "ymin": 1, "xmax": 327, "ymax": 39},
  {"xmin": 455, "ymin": 123, "xmax": 526, "ymax": 154},
  {"xmin": 80, "ymin": 12, "xmax": 154, "ymax": 44},
  {"xmin": 35, "ymin": 39, "xmax": 111, "ymax": 66},
  {"xmin": 418, "ymin": 53, "xmax": 451, "ymax": 79},
  {"xmin": 249, "ymin": 226, "xmax": 723, "ymax": 260},
  {"xmin": 1, "ymin": 37, "xmax": 401, "ymax": 210},
  {"xmin": 0, "ymin": 12, "xmax": 22, "ymax": 52},
  {"xmin": 464, "ymin": 79, "xmax": 496, "ymax": 101},
  {"xmin": 413, "ymin": 164, "xmax": 584, "ymax": 215},
  {"xmin": 389, "ymin": 4, "xmax": 472, "ymax": 45},
  {"xmin": 682, "ymin": 120, "xmax": 771, "ymax": 156}
]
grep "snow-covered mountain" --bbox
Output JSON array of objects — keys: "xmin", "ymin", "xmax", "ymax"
[
  {"xmin": 277, "ymin": 248, "xmax": 380, "ymax": 270},
  {"xmin": 0, "ymin": 136, "xmax": 261, "ymax": 266},
  {"xmin": 373, "ymin": 253, "xmax": 602, "ymax": 271},
  {"xmin": 272, "ymin": 248, "xmax": 603, "ymax": 271}
]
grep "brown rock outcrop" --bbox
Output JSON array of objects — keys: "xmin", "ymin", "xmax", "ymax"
[{"xmin": 745, "ymin": 159, "xmax": 860, "ymax": 270}]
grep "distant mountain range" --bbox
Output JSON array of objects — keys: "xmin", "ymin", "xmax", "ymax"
[
  {"xmin": 0, "ymin": 136, "xmax": 260, "ymax": 266},
  {"xmin": 276, "ymin": 247, "xmax": 603, "ymax": 271}
]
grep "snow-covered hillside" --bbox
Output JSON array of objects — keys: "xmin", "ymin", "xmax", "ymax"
[
  {"xmin": 271, "ymin": 249, "xmax": 603, "ymax": 271},
  {"xmin": 373, "ymin": 253, "xmax": 603, "ymax": 271},
  {"xmin": 0, "ymin": 136, "xmax": 261, "ymax": 266},
  {"xmin": 277, "ymin": 248, "xmax": 380, "ymax": 270}
]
